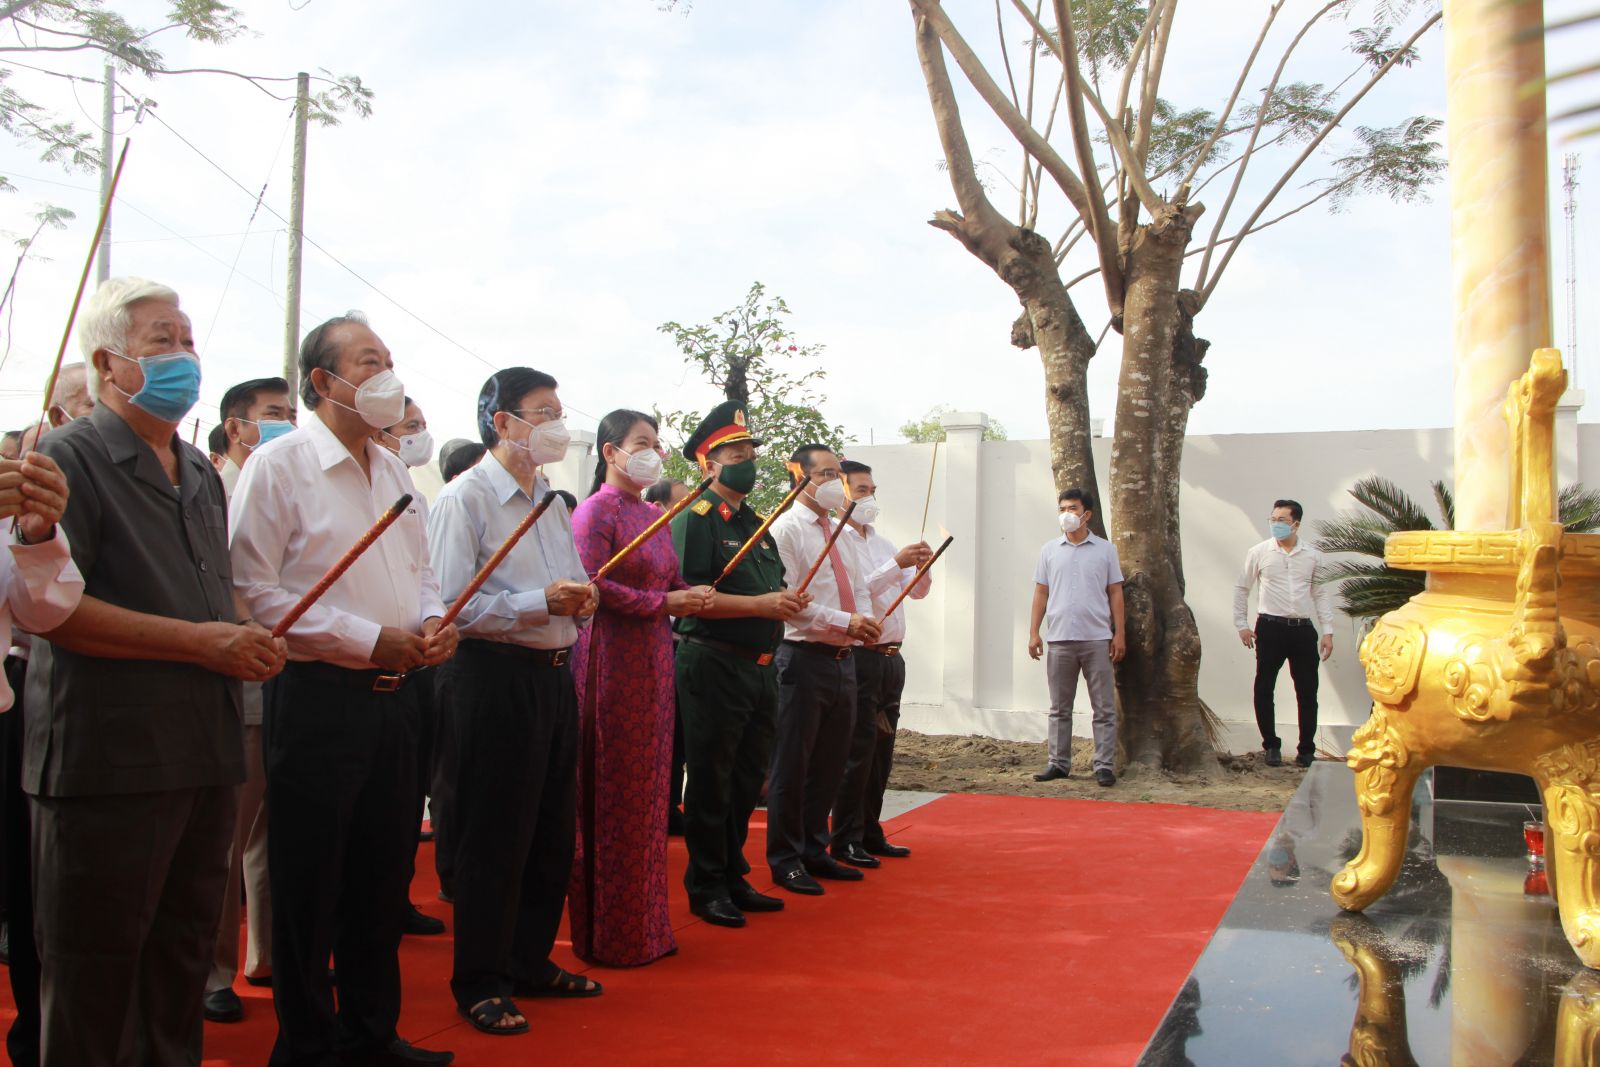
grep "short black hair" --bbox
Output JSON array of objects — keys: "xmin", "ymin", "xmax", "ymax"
[
  {"xmin": 298, "ymin": 313, "xmax": 369, "ymax": 410},
  {"xmin": 788, "ymin": 443, "xmax": 836, "ymax": 487},
  {"xmin": 840, "ymin": 459, "xmax": 871, "ymax": 476},
  {"xmin": 644, "ymin": 478, "xmax": 677, "ymax": 506},
  {"xmin": 220, "ymin": 377, "xmax": 290, "ymax": 423},
  {"xmin": 439, "ymin": 439, "xmax": 486, "ymax": 483},
  {"xmin": 1273, "ymin": 499, "xmax": 1303, "ymax": 523},
  {"xmin": 207, "ymin": 423, "xmax": 228, "ymax": 456},
  {"xmin": 1059, "ymin": 487, "xmax": 1095, "ymax": 512},
  {"xmin": 477, "ymin": 367, "xmax": 559, "ymax": 448}
]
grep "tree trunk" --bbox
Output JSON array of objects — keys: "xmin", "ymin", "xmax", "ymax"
[{"xmin": 1109, "ymin": 204, "xmax": 1211, "ymax": 773}]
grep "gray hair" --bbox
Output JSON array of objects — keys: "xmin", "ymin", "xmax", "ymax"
[
  {"xmin": 78, "ymin": 277, "xmax": 181, "ymax": 392},
  {"xmin": 298, "ymin": 310, "xmax": 370, "ymax": 410}
]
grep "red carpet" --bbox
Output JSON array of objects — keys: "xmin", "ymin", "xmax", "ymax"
[{"xmin": 1, "ymin": 794, "xmax": 1275, "ymax": 1066}]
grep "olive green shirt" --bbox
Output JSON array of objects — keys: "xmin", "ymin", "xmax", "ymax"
[{"xmin": 671, "ymin": 488, "xmax": 785, "ymax": 653}]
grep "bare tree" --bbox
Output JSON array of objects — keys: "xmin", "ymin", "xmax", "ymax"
[{"xmin": 908, "ymin": 0, "xmax": 1443, "ymax": 770}]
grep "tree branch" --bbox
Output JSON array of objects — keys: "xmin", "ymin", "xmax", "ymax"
[
  {"xmin": 911, "ymin": 4, "xmax": 1009, "ymax": 237},
  {"xmin": 1194, "ymin": 0, "xmax": 1345, "ymax": 293},
  {"xmin": 1200, "ymin": 11, "xmax": 1442, "ymax": 303},
  {"xmin": 1113, "ymin": 4, "xmax": 1159, "ymax": 130},
  {"xmin": 1179, "ymin": 2, "xmax": 1285, "ymax": 189},
  {"xmin": 1132, "ymin": 0, "xmax": 1177, "ymax": 171},
  {"xmin": 1051, "ymin": 0, "xmax": 1125, "ymax": 312},
  {"xmin": 0, "ymin": 2, "xmax": 42, "ymax": 22},
  {"xmin": 910, "ymin": 0, "xmax": 1095, "ymax": 224}
]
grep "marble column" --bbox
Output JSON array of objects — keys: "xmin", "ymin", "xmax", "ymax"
[{"xmin": 1448, "ymin": 0, "xmax": 1552, "ymax": 531}]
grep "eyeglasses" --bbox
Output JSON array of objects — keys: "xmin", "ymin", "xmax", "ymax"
[{"xmin": 512, "ymin": 407, "xmax": 565, "ymax": 424}]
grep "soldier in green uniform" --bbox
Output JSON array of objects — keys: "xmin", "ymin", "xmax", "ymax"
[{"xmin": 671, "ymin": 401, "xmax": 808, "ymax": 929}]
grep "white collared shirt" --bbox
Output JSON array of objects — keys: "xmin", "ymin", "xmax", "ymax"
[
  {"xmin": 772, "ymin": 503, "xmax": 872, "ymax": 647},
  {"xmin": 425, "ymin": 450, "xmax": 588, "ymax": 650},
  {"xmin": 228, "ymin": 411, "xmax": 443, "ymax": 669},
  {"xmin": 218, "ymin": 455, "xmax": 243, "ymax": 501},
  {"xmin": 847, "ymin": 524, "xmax": 929, "ymax": 646},
  {"xmin": 1233, "ymin": 537, "xmax": 1336, "ymax": 635},
  {"xmin": 0, "ymin": 521, "xmax": 83, "ymax": 712}
]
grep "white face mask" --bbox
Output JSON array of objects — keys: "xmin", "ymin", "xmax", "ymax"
[
  {"xmin": 614, "ymin": 445, "xmax": 664, "ymax": 488},
  {"xmin": 851, "ymin": 496, "xmax": 881, "ymax": 525},
  {"xmin": 812, "ymin": 477, "xmax": 847, "ymax": 511},
  {"xmin": 327, "ymin": 369, "xmax": 406, "ymax": 429},
  {"xmin": 395, "ymin": 430, "xmax": 434, "ymax": 468},
  {"xmin": 1059, "ymin": 510, "xmax": 1082, "ymax": 535},
  {"xmin": 508, "ymin": 413, "xmax": 571, "ymax": 465}
]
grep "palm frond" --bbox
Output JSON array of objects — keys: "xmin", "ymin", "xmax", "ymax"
[
  {"xmin": 1431, "ymin": 479, "xmax": 1454, "ymax": 529},
  {"xmin": 1347, "ymin": 476, "xmax": 1438, "ymax": 531},
  {"xmin": 1560, "ymin": 484, "xmax": 1600, "ymax": 532}
]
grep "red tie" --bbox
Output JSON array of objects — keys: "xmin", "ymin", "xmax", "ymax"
[{"xmin": 819, "ymin": 514, "xmax": 857, "ymax": 614}]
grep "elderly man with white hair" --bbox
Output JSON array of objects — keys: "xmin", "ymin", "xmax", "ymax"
[{"xmin": 24, "ymin": 276, "xmax": 287, "ymax": 1067}]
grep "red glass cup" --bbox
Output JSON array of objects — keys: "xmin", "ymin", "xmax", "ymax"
[{"xmin": 1524, "ymin": 821, "xmax": 1545, "ymax": 862}]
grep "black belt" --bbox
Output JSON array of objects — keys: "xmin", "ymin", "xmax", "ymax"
[
  {"xmin": 682, "ymin": 635, "xmax": 774, "ymax": 666},
  {"xmin": 287, "ymin": 660, "xmax": 418, "ymax": 694},
  {"xmin": 860, "ymin": 643, "xmax": 902, "ymax": 657},
  {"xmin": 463, "ymin": 639, "xmax": 571, "ymax": 668},
  {"xmin": 783, "ymin": 639, "xmax": 853, "ymax": 662},
  {"xmin": 1258, "ymin": 614, "xmax": 1314, "ymax": 628}
]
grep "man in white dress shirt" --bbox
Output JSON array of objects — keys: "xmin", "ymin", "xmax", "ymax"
[
  {"xmin": 767, "ymin": 445, "xmax": 883, "ymax": 895},
  {"xmin": 1027, "ymin": 487, "xmax": 1126, "ymax": 787},
  {"xmin": 831, "ymin": 460, "xmax": 930, "ymax": 868},
  {"xmin": 1233, "ymin": 498, "xmax": 1335, "ymax": 768},
  {"xmin": 427, "ymin": 368, "xmax": 600, "ymax": 1037},
  {"xmin": 230, "ymin": 313, "xmax": 458, "ymax": 1067}
]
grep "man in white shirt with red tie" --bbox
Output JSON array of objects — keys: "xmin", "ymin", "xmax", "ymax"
[
  {"xmin": 1233, "ymin": 498, "xmax": 1336, "ymax": 768},
  {"xmin": 831, "ymin": 459, "xmax": 930, "ymax": 868},
  {"xmin": 767, "ymin": 445, "xmax": 884, "ymax": 896},
  {"xmin": 230, "ymin": 313, "xmax": 458, "ymax": 1067}
]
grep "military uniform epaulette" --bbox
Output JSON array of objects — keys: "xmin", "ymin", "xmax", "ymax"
[{"xmin": 691, "ymin": 498, "xmax": 713, "ymax": 517}]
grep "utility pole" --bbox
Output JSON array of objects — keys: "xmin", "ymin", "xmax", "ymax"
[
  {"xmin": 283, "ymin": 71, "xmax": 309, "ymax": 394},
  {"xmin": 96, "ymin": 64, "xmax": 114, "ymax": 284},
  {"xmin": 1564, "ymin": 153, "xmax": 1581, "ymax": 388}
]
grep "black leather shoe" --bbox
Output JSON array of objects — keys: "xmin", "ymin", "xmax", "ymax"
[
  {"xmin": 0, "ymin": 921, "xmax": 10, "ymax": 966},
  {"xmin": 1264, "ymin": 747, "xmax": 1283, "ymax": 767},
  {"xmin": 1033, "ymin": 765, "xmax": 1070, "ymax": 781},
  {"xmin": 403, "ymin": 904, "xmax": 446, "ymax": 936},
  {"xmin": 832, "ymin": 843, "xmax": 880, "ymax": 869},
  {"xmin": 775, "ymin": 867, "xmax": 825, "ymax": 895},
  {"xmin": 1295, "ymin": 753, "xmax": 1315, "ymax": 768},
  {"xmin": 690, "ymin": 897, "xmax": 747, "ymax": 928},
  {"xmin": 244, "ymin": 974, "xmax": 273, "ymax": 988},
  {"xmin": 356, "ymin": 1038, "xmax": 455, "ymax": 1065},
  {"xmin": 1095, "ymin": 768, "xmax": 1116, "ymax": 787},
  {"xmin": 729, "ymin": 882, "xmax": 784, "ymax": 912},
  {"xmin": 203, "ymin": 987, "xmax": 244, "ymax": 1024},
  {"xmin": 804, "ymin": 856, "xmax": 865, "ymax": 881},
  {"xmin": 864, "ymin": 840, "xmax": 911, "ymax": 858}
]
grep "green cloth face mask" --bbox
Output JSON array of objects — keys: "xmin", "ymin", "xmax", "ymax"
[{"xmin": 717, "ymin": 458, "xmax": 758, "ymax": 495}]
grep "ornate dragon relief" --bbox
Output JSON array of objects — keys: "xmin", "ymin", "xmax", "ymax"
[
  {"xmin": 1345, "ymin": 708, "xmax": 1411, "ymax": 819},
  {"xmin": 1361, "ymin": 621, "xmax": 1426, "ymax": 705}
]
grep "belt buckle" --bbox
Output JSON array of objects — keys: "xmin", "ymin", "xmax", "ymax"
[
  {"xmin": 551, "ymin": 648, "xmax": 570, "ymax": 668},
  {"xmin": 372, "ymin": 673, "xmax": 403, "ymax": 693},
  {"xmin": 757, "ymin": 652, "xmax": 773, "ymax": 666},
  {"xmin": 883, "ymin": 644, "xmax": 901, "ymax": 655},
  {"xmin": 834, "ymin": 646, "xmax": 851, "ymax": 661}
]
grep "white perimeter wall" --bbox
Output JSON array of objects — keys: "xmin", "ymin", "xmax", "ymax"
[{"xmin": 422, "ymin": 416, "xmax": 1600, "ymax": 757}]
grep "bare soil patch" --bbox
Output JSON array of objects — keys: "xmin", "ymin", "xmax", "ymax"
[{"xmin": 888, "ymin": 730, "xmax": 1310, "ymax": 813}]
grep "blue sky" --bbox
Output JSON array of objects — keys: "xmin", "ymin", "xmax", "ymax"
[{"xmin": 0, "ymin": 0, "xmax": 1595, "ymax": 450}]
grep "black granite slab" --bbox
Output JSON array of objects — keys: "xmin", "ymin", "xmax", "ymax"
[{"xmin": 1137, "ymin": 762, "xmax": 1598, "ymax": 1067}]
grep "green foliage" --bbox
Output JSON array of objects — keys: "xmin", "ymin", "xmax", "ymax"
[
  {"xmin": 657, "ymin": 282, "xmax": 845, "ymax": 515},
  {"xmin": 898, "ymin": 405, "xmax": 1007, "ymax": 444},
  {"xmin": 1238, "ymin": 82, "xmax": 1337, "ymax": 143},
  {"xmin": 1313, "ymin": 476, "xmax": 1600, "ymax": 623},
  {"xmin": 1323, "ymin": 117, "xmax": 1445, "ymax": 208}
]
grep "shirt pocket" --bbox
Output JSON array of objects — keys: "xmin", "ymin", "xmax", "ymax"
[{"xmin": 201, "ymin": 504, "xmax": 233, "ymax": 580}]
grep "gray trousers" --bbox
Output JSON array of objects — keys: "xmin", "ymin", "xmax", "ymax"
[
  {"xmin": 32, "ymin": 784, "xmax": 236, "ymax": 1067},
  {"xmin": 1046, "ymin": 640, "xmax": 1117, "ymax": 773},
  {"xmin": 767, "ymin": 642, "xmax": 856, "ymax": 873},
  {"xmin": 209, "ymin": 722, "xmax": 271, "ymax": 993}
]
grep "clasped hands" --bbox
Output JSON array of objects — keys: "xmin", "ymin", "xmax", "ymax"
[{"xmin": 0, "ymin": 452, "xmax": 69, "ymax": 544}]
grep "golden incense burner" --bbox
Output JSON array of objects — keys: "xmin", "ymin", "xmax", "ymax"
[{"xmin": 1335, "ymin": 350, "xmax": 1600, "ymax": 970}]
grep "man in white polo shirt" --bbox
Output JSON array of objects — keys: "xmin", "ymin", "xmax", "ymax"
[
  {"xmin": 1027, "ymin": 487, "xmax": 1125, "ymax": 787},
  {"xmin": 1232, "ymin": 498, "xmax": 1335, "ymax": 768}
]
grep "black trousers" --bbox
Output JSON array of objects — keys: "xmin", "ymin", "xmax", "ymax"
[
  {"xmin": 404, "ymin": 673, "xmax": 436, "ymax": 902},
  {"xmin": 833, "ymin": 649, "xmax": 906, "ymax": 851},
  {"xmin": 767, "ymin": 642, "xmax": 856, "ymax": 874},
  {"xmin": 430, "ymin": 680, "xmax": 457, "ymax": 899},
  {"xmin": 3, "ymin": 656, "xmax": 39, "ymax": 1067},
  {"xmin": 1253, "ymin": 616, "xmax": 1320, "ymax": 759},
  {"xmin": 33, "ymin": 784, "xmax": 235, "ymax": 1067},
  {"xmin": 676, "ymin": 640, "xmax": 776, "ymax": 905},
  {"xmin": 438, "ymin": 642, "xmax": 576, "ymax": 1009},
  {"xmin": 265, "ymin": 663, "xmax": 417, "ymax": 1067}
]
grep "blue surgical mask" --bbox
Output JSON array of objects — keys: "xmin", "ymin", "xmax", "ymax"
[
  {"xmin": 244, "ymin": 418, "xmax": 294, "ymax": 448},
  {"xmin": 1270, "ymin": 521, "xmax": 1295, "ymax": 541},
  {"xmin": 111, "ymin": 350, "xmax": 202, "ymax": 423}
]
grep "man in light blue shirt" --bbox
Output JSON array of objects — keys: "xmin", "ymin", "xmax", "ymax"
[
  {"xmin": 1027, "ymin": 487, "xmax": 1125, "ymax": 786},
  {"xmin": 427, "ymin": 367, "xmax": 600, "ymax": 1038}
]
